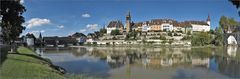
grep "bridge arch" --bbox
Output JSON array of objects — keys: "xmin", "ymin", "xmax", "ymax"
[{"xmin": 227, "ymin": 35, "xmax": 238, "ymax": 45}]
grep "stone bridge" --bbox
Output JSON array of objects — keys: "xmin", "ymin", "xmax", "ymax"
[{"xmin": 224, "ymin": 33, "xmax": 240, "ymax": 46}]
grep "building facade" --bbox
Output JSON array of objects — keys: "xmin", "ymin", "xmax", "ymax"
[{"xmin": 106, "ymin": 20, "xmax": 124, "ymax": 34}]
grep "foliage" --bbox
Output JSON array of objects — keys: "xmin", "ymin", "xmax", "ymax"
[
  {"xmin": 168, "ymin": 39, "xmax": 173, "ymax": 44},
  {"xmin": 0, "ymin": 47, "xmax": 65, "ymax": 79},
  {"xmin": 161, "ymin": 40, "xmax": 167, "ymax": 44},
  {"xmin": 125, "ymin": 30, "xmax": 138, "ymax": 40},
  {"xmin": 209, "ymin": 29, "xmax": 215, "ymax": 34},
  {"xmin": 1, "ymin": 0, "xmax": 26, "ymax": 44},
  {"xmin": 99, "ymin": 28, "xmax": 107, "ymax": 34},
  {"xmin": 191, "ymin": 32, "xmax": 213, "ymax": 46},
  {"xmin": 219, "ymin": 16, "xmax": 239, "ymax": 33},
  {"xmin": 212, "ymin": 27, "xmax": 224, "ymax": 46},
  {"xmin": 168, "ymin": 32, "xmax": 173, "ymax": 37},
  {"xmin": 181, "ymin": 35, "xmax": 191, "ymax": 41},
  {"xmin": 160, "ymin": 34, "xmax": 166, "ymax": 40},
  {"xmin": 111, "ymin": 29, "xmax": 121, "ymax": 36},
  {"xmin": 187, "ymin": 30, "xmax": 191, "ymax": 35}
]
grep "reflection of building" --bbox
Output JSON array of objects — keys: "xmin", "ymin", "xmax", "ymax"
[
  {"xmin": 161, "ymin": 58, "xmax": 173, "ymax": 66},
  {"xmin": 191, "ymin": 58, "xmax": 209, "ymax": 66},
  {"xmin": 227, "ymin": 46, "xmax": 237, "ymax": 57},
  {"xmin": 209, "ymin": 56, "xmax": 240, "ymax": 78}
]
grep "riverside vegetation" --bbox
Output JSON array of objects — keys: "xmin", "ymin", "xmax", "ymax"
[{"xmin": 0, "ymin": 46, "xmax": 88, "ymax": 79}]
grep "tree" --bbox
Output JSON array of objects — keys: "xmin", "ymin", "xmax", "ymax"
[
  {"xmin": 99, "ymin": 28, "xmax": 107, "ymax": 37},
  {"xmin": 212, "ymin": 27, "xmax": 224, "ymax": 46},
  {"xmin": 110, "ymin": 29, "xmax": 120, "ymax": 36},
  {"xmin": 1, "ymin": 0, "xmax": 26, "ymax": 44},
  {"xmin": 191, "ymin": 32, "xmax": 212, "ymax": 46},
  {"xmin": 229, "ymin": 0, "xmax": 240, "ymax": 16},
  {"xmin": 219, "ymin": 16, "xmax": 239, "ymax": 33}
]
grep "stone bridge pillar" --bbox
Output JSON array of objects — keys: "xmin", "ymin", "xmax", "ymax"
[{"xmin": 224, "ymin": 33, "xmax": 240, "ymax": 46}]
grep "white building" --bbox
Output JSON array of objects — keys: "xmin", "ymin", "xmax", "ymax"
[
  {"xmin": 191, "ymin": 15, "xmax": 211, "ymax": 32},
  {"xmin": 161, "ymin": 23, "xmax": 174, "ymax": 32},
  {"xmin": 191, "ymin": 24, "xmax": 210, "ymax": 32},
  {"xmin": 142, "ymin": 25, "xmax": 151, "ymax": 32},
  {"xmin": 106, "ymin": 20, "xmax": 124, "ymax": 34},
  {"xmin": 107, "ymin": 27, "xmax": 117, "ymax": 34}
]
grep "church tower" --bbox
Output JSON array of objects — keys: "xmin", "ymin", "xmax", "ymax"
[
  {"xmin": 207, "ymin": 14, "xmax": 211, "ymax": 26},
  {"xmin": 126, "ymin": 11, "xmax": 132, "ymax": 33}
]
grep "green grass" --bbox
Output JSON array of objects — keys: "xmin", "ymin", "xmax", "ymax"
[{"xmin": 0, "ymin": 46, "xmax": 65, "ymax": 79}]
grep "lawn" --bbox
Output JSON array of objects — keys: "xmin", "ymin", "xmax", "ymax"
[{"xmin": 0, "ymin": 46, "xmax": 65, "ymax": 79}]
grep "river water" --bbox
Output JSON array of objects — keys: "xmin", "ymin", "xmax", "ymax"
[{"xmin": 36, "ymin": 46, "xmax": 240, "ymax": 79}]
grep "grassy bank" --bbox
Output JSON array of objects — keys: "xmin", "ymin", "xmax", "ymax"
[{"xmin": 0, "ymin": 46, "xmax": 65, "ymax": 79}]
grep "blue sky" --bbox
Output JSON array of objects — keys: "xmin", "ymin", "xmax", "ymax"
[{"xmin": 21, "ymin": 0, "xmax": 240, "ymax": 37}]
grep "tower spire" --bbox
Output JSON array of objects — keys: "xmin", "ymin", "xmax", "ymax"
[
  {"xmin": 207, "ymin": 14, "xmax": 210, "ymax": 21},
  {"xmin": 39, "ymin": 32, "xmax": 42, "ymax": 39},
  {"xmin": 207, "ymin": 14, "xmax": 211, "ymax": 26}
]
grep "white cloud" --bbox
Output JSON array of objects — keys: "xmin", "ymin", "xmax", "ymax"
[
  {"xmin": 86, "ymin": 24, "xmax": 98, "ymax": 30},
  {"xmin": 80, "ymin": 29, "xmax": 87, "ymax": 33},
  {"xmin": 58, "ymin": 25, "xmax": 64, "ymax": 29},
  {"xmin": 25, "ymin": 18, "xmax": 51, "ymax": 28},
  {"xmin": 30, "ymin": 30, "xmax": 45, "ymax": 33},
  {"xmin": 20, "ymin": 0, "xmax": 24, "ymax": 4},
  {"xmin": 82, "ymin": 13, "xmax": 91, "ymax": 18}
]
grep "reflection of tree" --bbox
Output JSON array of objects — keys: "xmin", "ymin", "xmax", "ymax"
[
  {"xmin": 71, "ymin": 47, "xmax": 87, "ymax": 57},
  {"xmin": 191, "ymin": 48, "xmax": 211, "ymax": 59},
  {"xmin": 214, "ymin": 55, "xmax": 240, "ymax": 78}
]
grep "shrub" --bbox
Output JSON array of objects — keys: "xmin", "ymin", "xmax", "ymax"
[{"xmin": 160, "ymin": 35, "xmax": 167, "ymax": 40}]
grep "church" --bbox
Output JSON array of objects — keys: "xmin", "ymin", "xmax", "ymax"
[{"xmin": 106, "ymin": 11, "xmax": 211, "ymax": 34}]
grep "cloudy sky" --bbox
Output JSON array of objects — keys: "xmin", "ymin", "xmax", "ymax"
[{"xmin": 21, "ymin": 0, "xmax": 239, "ymax": 37}]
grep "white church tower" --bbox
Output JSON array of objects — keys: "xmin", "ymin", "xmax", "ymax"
[{"xmin": 207, "ymin": 14, "xmax": 211, "ymax": 26}]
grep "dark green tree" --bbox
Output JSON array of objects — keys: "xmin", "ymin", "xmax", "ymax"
[
  {"xmin": 1, "ymin": 0, "xmax": 26, "ymax": 44},
  {"xmin": 110, "ymin": 29, "xmax": 120, "ymax": 36}
]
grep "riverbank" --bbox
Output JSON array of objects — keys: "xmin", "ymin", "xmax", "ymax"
[
  {"xmin": 70, "ymin": 44, "xmax": 220, "ymax": 49},
  {"xmin": 0, "ymin": 46, "xmax": 66, "ymax": 79}
]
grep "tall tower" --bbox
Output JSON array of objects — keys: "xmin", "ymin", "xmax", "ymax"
[
  {"xmin": 126, "ymin": 11, "xmax": 131, "ymax": 33},
  {"xmin": 207, "ymin": 14, "xmax": 211, "ymax": 26}
]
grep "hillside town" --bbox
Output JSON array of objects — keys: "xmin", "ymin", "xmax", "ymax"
[{"xmin": 17, "ymin": 11, "xmax": 213, "ymax": 47}]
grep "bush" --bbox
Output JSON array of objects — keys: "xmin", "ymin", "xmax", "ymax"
[
  {"xmin": 160, "ymin": 35, "xmax": 167, "ymax": 40},
  {"xmin": 168, "ymin": 32, "xmax": 173, "ymax": 37},
  {"xmin": 191, "ymin": 32, "xmax": 212, "ymax": 46},
  {"xmin": 181, "ymin": 36, "xmax": 191, "ymax": 41},
  {"xmin": 92, "ymin": 42, "xmax": 97, "ymax": 45},
  {"xmin": 161, "ymin": 40, "xmax": 167, "ymax": 44}
]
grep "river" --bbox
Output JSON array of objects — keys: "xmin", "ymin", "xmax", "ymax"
[{"xmin": 36, "ymin": 46, "xmax": 240, "ymax": 79}]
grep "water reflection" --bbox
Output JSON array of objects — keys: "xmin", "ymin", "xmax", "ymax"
[{"xmin": 38, "ymin": 46, "xmax": 240, "ymax": 79}]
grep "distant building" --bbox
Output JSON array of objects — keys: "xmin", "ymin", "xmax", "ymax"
[
  {"xmin": 43, "ymin": 36, "xmax": 77, "ymax": 47},
  {"xmin": 125, "ymin": 11, "xmax": 132, "ymax": 33},
  {"xmin": 187, "ymin": 15, "xmax": 211, "ymax": 32},
  {"xmin": 70, "ymin": 32, "xmax": 87, "ymax": 44},
  {"xmin": 148, "ymin": 19, "xmax": 177, "ymax": 32},
  {"xmin": 35, "ymin": 32, "xmax": 44, "ymax": 46},
  {"xmin": 106, "ymin": 20, "xmax": 124, "ymax": 34}
]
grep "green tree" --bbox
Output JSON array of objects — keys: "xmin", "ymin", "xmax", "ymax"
[
  {"xmin": 219, "ymin": 16, "xmax": 239, "ymax": 33},
  {"xmin": 1, "ymin": 0, "xmax": 26, "ymax": 44},
  {"xmin": 191, "ymin": 32, "xmax": 212, "ymax": 46},
  {"xmin": 125, "ymin": 30, "xmax": 138, "ymax": 40},
  {"xmin": 212, "ymin": 27, "xmax": 224, "ymax": 46},
  {"xmin": 111, "ymin": 29, "xmax": 120, "ymax": 36}
]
